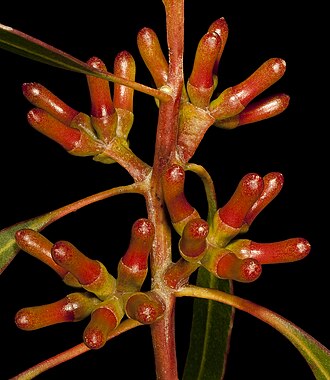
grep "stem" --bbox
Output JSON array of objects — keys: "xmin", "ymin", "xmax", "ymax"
[
  {"xmin": 51, "ymin": 183, "xmax": 145, "ymax": 223},
  {"xmin": 185, "ymin": 163, "xmax": 218, "ymax": 222},
  {"xmin": 10, "ymin": 319, "xmax": 141, "ymax": 380},
  {"xmin": 102, "ymin": 138, "xmax": 151, "ymax": 182},
  {"xmin": 148, "ymin": 1, "xmax": 185, "ymax": 379}
]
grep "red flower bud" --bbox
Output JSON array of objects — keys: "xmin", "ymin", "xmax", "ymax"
[
  {"xmin": 15, "ymin": 229, "xmax": 67, "ymax": 278},
  {"xmin": 125, "ymin": 292, "xmax": 165, "ymax": 324},
  {"xmin": 51, "ymin": 241, "xmax": 116, "ymax": 300},
  {"xmin": 86, "ymin": 57, "xmax": 117, "ymax": 143},
  {"xmin": 162, "ymin": 164, "xmax": 199, "ymax": 234},
  {"xmin": 27, "ymin": 108, "xmax": 81, "ymax": 151},
  {"xmin": 179, "ymin": 218, "xmax": 209, "ymax": 261},
  {"xmin": 189, "ymin": 32, "xmax": 222, "ymax": 89},
  {"xmin": 207, "ymin": 17, "xmax": 229, "ymax": 75},
  {"xmin": 113, "ymin": 51, "xmax": 136, "ymax": 112},
  {"xmin": 209, "ymin": 173, "xmax": 263, "ymax": 247},
  {"xmin": 227, "ymin": 237, "xmax": 311, "ymax": 264},
  {"xmin": 15, "ymin": 229, "xmax": 82, "ymax": 288},
  {"xmin": 210, "ymin": 58, "xmax": 286, "ymax": 119},
  {"xmin": 84, "ymin": 307, "xmax": 117, "ymax": 349},
  {"xmin": 86, "ymin": 57, "xmax": 115, "ymax": 118},
  {"xmin": 219, "ymin": 173, "xmax": 264, "ymax": 229},
  {"xmin": 201, "ymin": 247, "xmax": 262, "ymax": 283},
  {"xmin": 22, "ymin": 82, "xmax": 79, "ymax": 125},
  {"xmin": 137, "ymin": 27, "xmax": 169, "ymax": 88},
  {"xmin": 83, "ymin": 297, "xmax": 124, "ymax": 349},
  {"xmin": 214, "ymin": 94, "xmax": 290, "ymax": 129},
  {"xmin": 117, "ymin": 218, "xmax": 155, "ymax": 292},
  {"xmin": 15, "ymin": 292, "xmax": 100, "ymax": 331},
  {"xmin": 187, "ymin": 31, "xmax": 222, "ymax": 108},
  {"xmin": 122, "ymin": 218, "xmax": 155, "ymax": 270},
  {"xmin": 27, "ymin": 109, "xmax": 103, "ymax": 156},
  {"xmin": 243, "ymin": 172, "xmax": 284, "ymax": 229},
  {"xmin": 216, "ymin": 253, "xmax": 262, "ymax": 283}
]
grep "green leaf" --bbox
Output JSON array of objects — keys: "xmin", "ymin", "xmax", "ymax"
[
  {"xmin": 0, "ymin": 23, "xmax": 168, "ymax": 102},
  {"xmin": 0, "ymin": 23, "xmax": 113, "ymax": 77},
  {"xmin": 182, "ymin": 268, "xmax": 234, "ymax": 380},
  {"xmin": 179, "ymin": 285, "xmax": 330, "ymax": 380},
  {"xmin": 0, "ymin": 212, "xmax": 54, "ymax": 274},
  {"xmin": 265, "ymin": 308, "xmax": 330, "ymax": 380}
]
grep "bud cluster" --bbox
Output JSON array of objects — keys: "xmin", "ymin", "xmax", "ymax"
[
  {"xmin": 14, "ymin": 218, "xmax": 165, "ymax": 350},
  {"xmin": 22, "ymin": 52, "xmax": 139, "ymax": 167},
  {"xmin": 163, "ymin": 165, "xmax": 311, "ymax": 288},
  {"xmin": 138, "ymin": 17, "xmax": 290, "ymax": 164}
]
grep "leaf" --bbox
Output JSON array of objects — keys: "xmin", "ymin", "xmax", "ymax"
[
  {"xmin": 179, "ymin": 285, "xmax": 330, "ymax": 380},
  {"xmin": 0, "ymin": 23, "xmax": 169, "ymax": 101},
  {"xmin": 262, "ymin": 308, "xmax": 330, "ymax": 380},
  {"xmin": 0, "ymin": 23, "xmax": 115, "ymax": 77},
  {"xmin": 182, "ymin": 268, "xmax": 234, "ymax": 380},
  {"xmin": 0, "ymin": 212, "xmax": 54, "ymax": 274}
]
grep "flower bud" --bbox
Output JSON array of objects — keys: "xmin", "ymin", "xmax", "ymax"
[
  {"xmin": 207, "ymin": 17, "xmax": 228, "ymax": 76},
  {"xmin": 113, "ymin": 51, "xmax": 136, "ymax": 112},
  {"xmin": 51, "ymin": 241, "xmax": 116, "ymax": 300},
  {"xmin": 15, "ymin": 229, "xmax": 66, "ymax": 277},
  {"xmin": 201, "ymin": 247, "xmax": 262, "ymax": 283},
  {"xmin": 113, "ymin": 51, "xmax": 136, "ymax": 140},
  {"xmin": 162, "ymin": 164, "xmax": 200, "ymax": 234},
  {"xmin": 210, "ymin": 58, "xmax": 286, "ymax": 120},
  {"xmin": 210, "ymin": 173, "xmax": 264, "ymax": 246},
  {"xmin": 27, "ymin": 108, "xmax": 81, "ymax": 151},
  {"xmin": 22, "ymin": 82, "xmax": 79, "ymax": 125},
  {"xmin": 117, "ymin": 218, "xmax": 155, "ymax": 292},
  {"xmin": 243, "ymin": 172, "xmax": 284, "ymax": 230},
  {"xmin": 214, "ymin": 94, "xmax": 290, "ymax": 129},
  {"xmin": 125, "ymin": 292, "xmax": 165, "ymax": 324},
  {"xmin": 83, "ymin": 297, "xmax": 124, "ymax": 349},
  {"xmin": 14, "ymin": 229, "xmax": 81, "ymax": 288},
  {"xmin": 137, "ymin": 27, "xmax": 169, "ymax": 88},
  {"xmin": 226, "ymin": 237, "xmax": 311, "ymax": 264},
  {"xmin": 87, "ymin": 57, "xmax": 117, "ymax": 143},
  {"xmin": 179, "ymin": 218, "xmax": 209, "ymax": 261},
  {"xmin": 15, "ymin": 292, "xmax": 100, "ymax": 330},
  {"xmin": 187, "ymin": 31, "xmax": 222, "ymax": 108},
  {"xmin": 216, "ymin": 253, "xmax": 262, "ymax": 283},
  {"xmin": 218, "ymin": 173, "xmax": 264, "ymax": 229},
  {"xmin": 27, "ymin": 109, "xmax": 103, "ymax": 156}
]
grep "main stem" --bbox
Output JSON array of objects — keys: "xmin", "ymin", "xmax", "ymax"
[{"xmin": 148, "ymin": 0, "xmax": 185, "ymax": 379}]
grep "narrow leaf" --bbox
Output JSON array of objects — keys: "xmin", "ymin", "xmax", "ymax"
[
  {"xmin": 0, "ymin": 23, "xmax": 170, "ymax": 101},
  {"xmin": 179, "ymin": 286, "xmax": 330, "ymax": 380},
  {"xmin": 182, "ymin": 268, "xmax": 234, "ymax": 380},
  {"xmin": 0, "ymin": 212, "xmax": 54, "ymax": 274},
  {"xmin": 0, "ymin": 23, "xmax": 119, "ymax": 77}
]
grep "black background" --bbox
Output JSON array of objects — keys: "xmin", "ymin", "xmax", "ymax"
[{"xmin": 0, "ymin": 3, "xmax": 327, "ymax": 380}]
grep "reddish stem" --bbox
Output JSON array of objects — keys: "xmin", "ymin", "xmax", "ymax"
[{"xmin": 147, "ymin": 1, "xmax": 185, "ymax": 379}]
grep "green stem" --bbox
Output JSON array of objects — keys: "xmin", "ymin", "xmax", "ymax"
[{"xmin": 185, "ymin": 163, "xmax": 218, "ymax": 222}]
